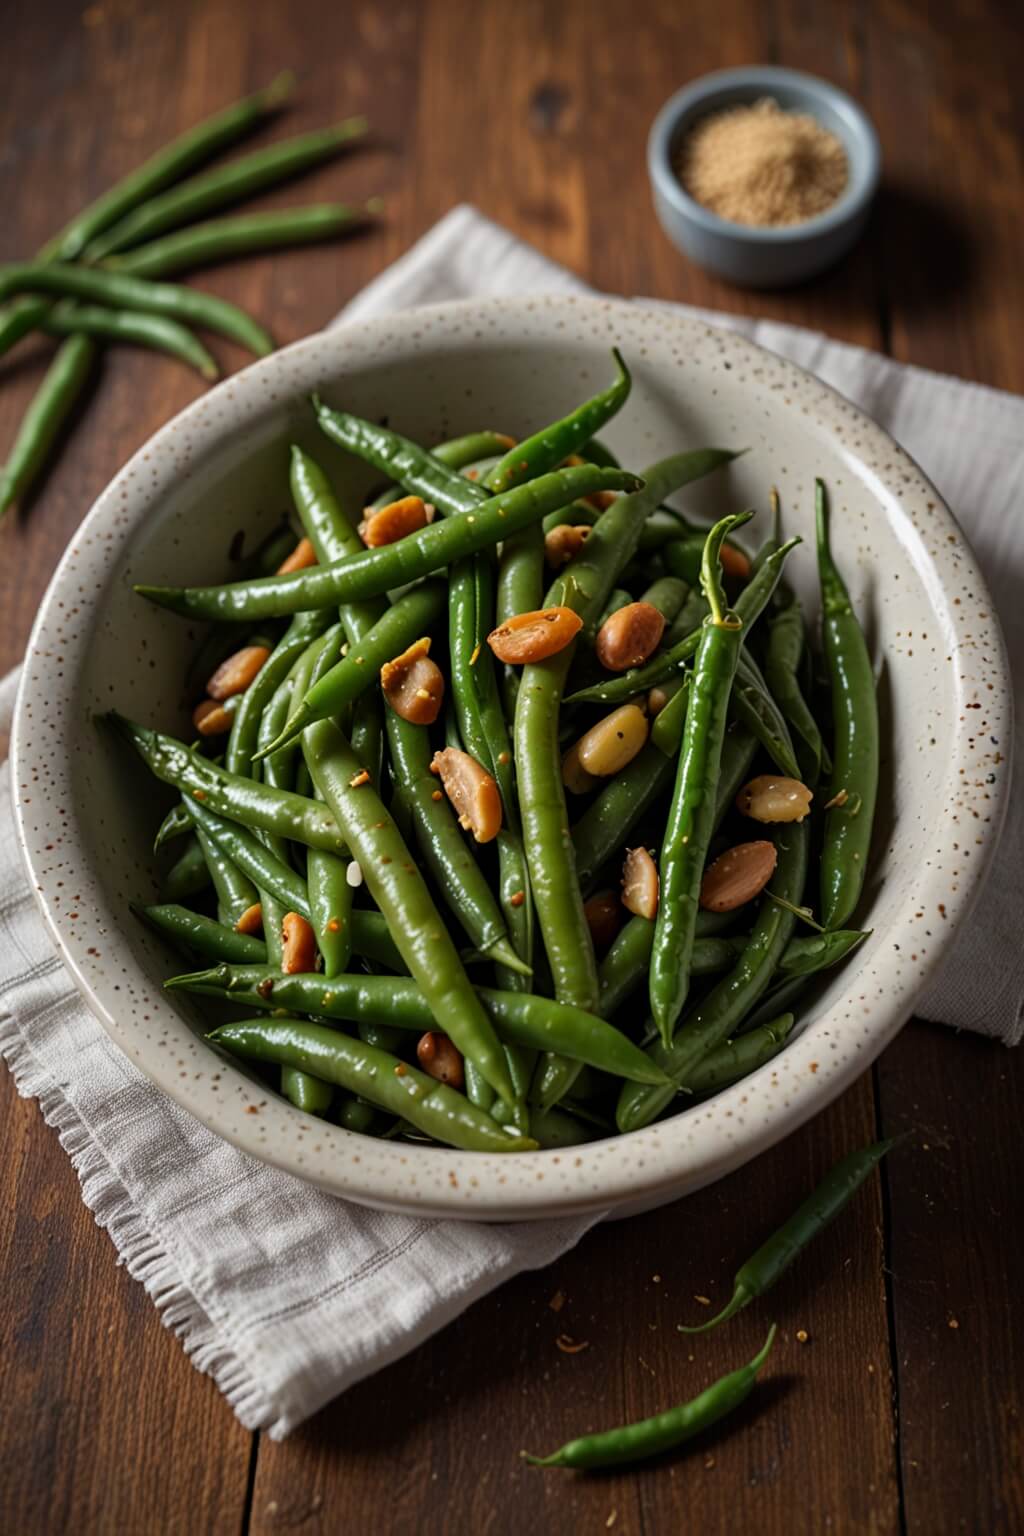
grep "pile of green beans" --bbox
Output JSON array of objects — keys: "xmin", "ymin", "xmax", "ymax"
[
  {"xmin": 112, "ymin": 356, "xmax": 878, "ymax": 1152},
  {"xmin": 1, "ymin": 75, "xmax": 378, "ymax": 519}
]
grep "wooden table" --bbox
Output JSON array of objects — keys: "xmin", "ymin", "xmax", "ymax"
[{"xmin": 2, "ymin": 2, "xmax": 1022, "ymax": 1530}]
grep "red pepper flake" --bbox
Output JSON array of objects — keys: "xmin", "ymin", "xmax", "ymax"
[
  {"xmin": 431, "ymin": 789, "xmax": 443, "ymax": 801},
  {"xmin": 349, "ymin": 769, "xmax": 370, "ymax": 788},
  {"xmin": 256, "ymin": 976, "xmax": 275, "ymax": 1000},
  {"xmin": 192, "ymin": 789, "xmax": 207, "ymax": 801},
  {"xmin": 509, "ymin": 890, "xmax": 525, "ymax": 908},
  {"xmin": 394, "ymin": 1063, "xmax": 408, "ymax": 1077},
  {"xmin": 470, "ymin": 643, "xmax": 481, "ymax": 665},
  {"xmin": 326, "ymin": 918, "xmax": 340, "ymax": 933},
  {"xmin": 555, "ymin": 1334, "xmax": 589, "ymax": 1354}
]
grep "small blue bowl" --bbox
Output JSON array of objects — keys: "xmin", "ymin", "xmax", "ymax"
[{"xmin": 647, "ymin": 66, "xmax": 881, "ymax": 288}]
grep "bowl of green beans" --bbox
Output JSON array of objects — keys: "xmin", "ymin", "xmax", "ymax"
[{"xmin": 11, "ymin": 294, "xmax": 1010, "ymax": 1220}]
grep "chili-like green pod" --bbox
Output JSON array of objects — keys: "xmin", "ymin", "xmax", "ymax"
[
  {"xmin": 678, "ymin": 1140, "xmax": 893, "ymax": 1332},
  {"xmin": 523, "ymin": 1326, "xmax": 776, "ymax": 1469},
  {"xmin": 816, "ymin": 480, "xmax": 878, "ymax": 928}
]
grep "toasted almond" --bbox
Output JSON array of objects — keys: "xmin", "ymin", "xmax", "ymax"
[
  {"xmin": 700, "ymin": 841, "xmax": 778, "ymax": 912},
  {"xmin": 584, "ymin": 891, "xmax": 622, "ymax": 951},
  {"xmin": 647, "ymin": 684, "xmax": 675, "ymax": 716},
  {"xmin": 736, "ymin": 775, "xmax": 813, "ymax": 823},
  {"xmin": 207, "ymin": 644, "xmax": 271, "ymax": 701},
  {"xmin": 561, "ymin": 740, "xmax": 599, "ymax": 795},
  {"xmin": 381, "ymin": 636, "xmax": 445, "ymax": 724},
  {"xmin": 488, "ymin": 605, "xmax": 583, "ymax": 665},
  {"xmin": 276, "ymin": 537, "xmax": 317, "ymax": 574},
  {"xmin": 576, "ymin": 704, "xmax": 649, "ymax": 777},
  {"xmin": 596, "ymin": 601, "xmax": 666, "ymax": 672},
  {"xmin": 586, "ymin": 489, "xmax": 619, "ymax": 512},
  {"xmin": 544, "ymin": 523, "xmax": 592, "ymax": 567},
  {"xmin": 234, "ymin": 902, "xmax": 264, "ymax": 936},
  {"xmin": 430, "ymin": 747, "xmax": 502, "ymax": 843},
  {"xmin": 281, "ymin": 912, "xmax": 317, "ymax": 973},
  {"xmin": 622, "ymin": 846, "xmax": 659, "ymax": 920},
  {"xmin": 192, "ymin": 698, "xmax": 234, "ymax": 736},
  {"xmin": 416, "ymin": 1031, "xmax": 465, "ymax": 1089},
  {"xmin": 358, "ymin": 494, "xmax": 431, "ymax": 548}
]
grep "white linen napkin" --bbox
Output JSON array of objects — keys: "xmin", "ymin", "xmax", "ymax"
[{"xmin": 2, "ymin": 206, "xmax": 1021, "ymax": 1442}]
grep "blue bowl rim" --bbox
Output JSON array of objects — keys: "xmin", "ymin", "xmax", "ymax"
[{"xmin": 647, "ymin": 65, "xmax": 881, "ymax": 246}]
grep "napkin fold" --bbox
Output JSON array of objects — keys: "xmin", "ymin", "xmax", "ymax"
[{"xmin": 2, "ymin": 204, "xmax": 1021, "ymax": 1440}]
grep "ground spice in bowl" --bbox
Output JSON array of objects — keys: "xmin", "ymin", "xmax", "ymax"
[{"xmin": 676, "ymin": 97, "xmax": 848, "ymax": 228}]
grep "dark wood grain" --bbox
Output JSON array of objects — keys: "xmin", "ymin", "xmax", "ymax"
[{"xmin": 1, "ymin": 0, "xmax": 1022, "ymax": 1531}]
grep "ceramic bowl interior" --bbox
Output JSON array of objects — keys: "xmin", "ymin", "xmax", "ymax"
[{"xmin": 11, "ymin": 296, "xmax": 1010, "ymax": 1221}]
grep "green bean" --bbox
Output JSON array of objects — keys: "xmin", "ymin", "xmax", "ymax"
[
  {"xmin": 637, "ymin": 574, "xmax": 688, "ymax": 625},
  {"xmin": 306, "ymin": 850, "xmax": 354, "ymax": 976},
  {"xmin": 45, "ymin": 72, "xmax": 295, "ymax": 262},
  {"xmin": 40, "ymin": 299, "xmax": 218, "ymax": 378},
  {"xmin": 209, "ymin": 1019, "xmax": 535, "ymax": 1152},
  {"xmin": 189, "ymin": 798, "xmax": 297, "ymax": 920},
  {"xmin": 485, "ymin": 350, "xmax": 632, "ymax": 493},
  {"xmin": 0, "ymin": 264, "xmax": 273, "ymax": 357},
  {"xmin": 385, "ymin": 712, "xmax": 528, "ymax": 972},
  {"xmin": 160, "ymin": 832, "xmax": 212, "ymax": 902},
  {"xmin": 778, "ymin": 928, "xmax": 868, "ymax": 977},
  {"xmin": 107, "ymin": 714, "xmax": 347, "ymax": 853},
  {"xmin": 336, "ymin": 1097, "xmax": 377, "ymax": 1135},
  {"xmin": 107, "ymin": 202, "xmax": 380, "ymax": 279},
  {"xmin": 433, "ymin": 431, "xmax": 516, "ymax": 467},
  {"xmin": 732, "ymin": 651, "xmax": 803, "ymax": 780},
  {"xmin": 650, "ymin": 514, "xmax": 753, "ymax": 1043},
  {"xmin": 617, "ymin": 819, "xmax": 809, "ymax": 1132},
  {"xmin": 816, "ymin": 480, "xmax": 878, "ymax": 928},
  {"xmin": 565, "ymin": 535, "xmax": 799, "ymax": 706},
  {"xmin": 0, "ymin": 297, "xmax": 54, "ymax": 360},
  {"xmin": 524, "ymin": 1327, "xmax": 776, "ymax": 1469},
  {"xmin": 528, "ymin": 1105, "xmax": 598, "ymax": 1149},
  {"xmin": 0, "ymin": 335, "xmax": 98, "ymax": 517},
  {"xmin": 303, "ymin": 718, "xmax": 516, "ymax": 1106},
  {"xmin": 598, "ymin": 916, "xmax": 743, "ymax": 1018},
  {"xmin": 133, "ymin": 902, "xmax": 267, "ymax": 964},
  {"xmin": 225, "ymin": 609, "xmax": 333, "ymax": 776},
  {"xmin": 137, "ymin": 462, "xmax": 641, "ymax": 622},
  {"xmin": 189, "ymin": 812, "xmax": 259, "ymax": 926},
  {"xmin": 257, "ymin": 580, "xmax": 446, "ymax": 757},
  {"xmin": 685, "ymin": 1013, "xmax": 795, "ymax": 1097},
  {"xmin": 170, "ymin": 966, "xmax": 671, "ymax": 1087},
  {"xmin": 87, "ymin": 116, "xmax": 368, "ymax": 259},
  {"xmin": 766, "ymin": 592, "xmax": 827, "ymax": 785},
  {"xmin": 154, "ymin": 802, "xmax": 192, "ymax": 851},
  {"xmin": 281, "ymin": 1066, "xmax": 334, "ymax": 1117},
  {"xmin": 678, "ymin": 1141, "xmax": 892, "ymax": 1332}
]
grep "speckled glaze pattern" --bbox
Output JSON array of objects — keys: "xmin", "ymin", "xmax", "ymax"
[{"xmin": 10, "ymin": 296, "xmax": 1011, "ymax": 1222}]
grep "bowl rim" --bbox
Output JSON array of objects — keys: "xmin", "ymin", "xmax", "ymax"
[
  {"xmin": 10, "ymin": 293, "xmax": 1011, "ymax": 1220},
  {"xmin": 647, "ymin": 64, "xmax": 882, "ymax": 245}
]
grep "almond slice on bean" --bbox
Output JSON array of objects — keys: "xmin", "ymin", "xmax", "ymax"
[
  {"xmin": 416, "ymin": 1032, "xmax": 465, "ymax": 1089},
  {"xmin": 622, "ymin": 846, "xmax": 659, "ymax": 920},
  {"xmin": 281, "ymin": 912, "xmax": 317, "ymax": 973},
  {"xmin": 576, "ymin": 703, "xmax": 649, "ymax": 777},
  {"xmin": 358, "ymin": 494, "xmax": 433, "ymax": 548},
  {"xmin": 596, "ymin": 601, "xmax": 666, "ymax": 672},
  {"xmin": 430, "ymin": 747, "xmax": 503, "ymax": 843},
  {"xmin": 736, "ymin": 775, "xmax": 813, "ymax": 823},
  {"xmin": 276, "ymin": 537, "xmax": 317, "ymax": 574},
  {"xmin": 489, "ymin": 606, "xmax": 583, "ymax": 665},
  {"xmin": 544, "ymin": 523, "xmax": 592, "ymax": 567},
  {"xmin": 381, "ymin": 636, "xmax": 445, "ymax": 724},
  {"xmin": 700, "ymin": 841, "xmax": 778, "ymax": 912},
  {"xmin": 207, "ymin": 644, "xmax": 271, "ymax": 700},
  {"xmin": 234, "ymin": 902, "xmax": 264, "ymax": 936}
]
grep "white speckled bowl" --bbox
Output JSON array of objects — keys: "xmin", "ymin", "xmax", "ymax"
[{"xmin": 10, "ymin": 296, "xmax": 1010, "ymax": 1221}]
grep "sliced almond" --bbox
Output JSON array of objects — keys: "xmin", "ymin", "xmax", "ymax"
[
  {"xmin": 596, "ymin": 601, "xmax": 666, "ymax": 672},
  {"xmin": 192, "ymin": 698, "xmax": 234, "ymax": 736},
  {"xmin": 381, "ymin": 636, "xmax": 445, "ymax": 724},
  {"xmin": 700, "ymin": 841, "xmax": 778, "ymax": 912},
  {"xmin": 561, "ymin": 740, "xmax": 599, "ymax": 795},
  {"xmin": 544, "ymin": 523, "xmax": 592, "ymax": 567},
  {"xmin": 207, "ymin": 644, "xmax": 271, "ymax": 701},
  {"xmin": 736, "ymin": 775, "xmax": 813, "ymax": 823},
  {"xmin": 281, "ymin": 911, "xmax": 317, "ymax": 973},
  {"xmin": 622, "ymin": 846, "xmax": 659, "ymax": 920},
  {"xmin": 358, "ymin": 494, "xmax": 432, "ymax": 548},
  {"xmin": 576, "ymin": 704, "xmax": 649, "ymax": 777},
  {"xmin": 416, "ymin": 1031, "xmax": 465, "ymax": 1089},
  {"xmin": 234, "ymin": 902, "xmax": 264, "ymax": 936},
  {"xmin": 430, "ymin": 747, "xmax": 502, "ymax": 843},
  {"xmin": 488, "ymin": 605, "xmax": 583, "ymax": 665}
]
